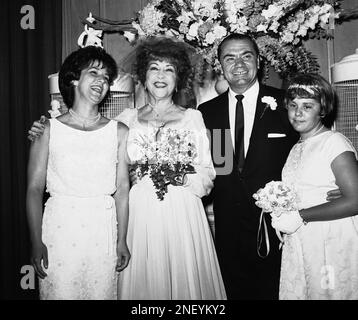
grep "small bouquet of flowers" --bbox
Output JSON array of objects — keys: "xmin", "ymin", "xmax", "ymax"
[
  {"xmin": 252, "ymin": 180, "xmax": 298, "ymax": 257},
  {"xmin": 131, "ymin": 128, "xmax": 197, "ymax": 201},
  {"xmin": 253, "ymin": 180, "xmax": 298, "ymax": 215}
]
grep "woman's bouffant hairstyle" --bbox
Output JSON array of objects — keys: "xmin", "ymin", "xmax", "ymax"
[
  {"xmin": 59, "ymin": 46, "xmax": 118, "ymax": 108},
  {"xmin": 135, "ymin": 37, "xmax": 193, "ymax": 92},
  {"xmin": 285, "ymin": 73, "xmax": 336, "ymax": 121}
]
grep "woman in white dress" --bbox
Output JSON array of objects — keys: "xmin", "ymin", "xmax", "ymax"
[
  {"xmin": 116, "ymin": 37, "xmax": 226, "ymax": 300},
  {"xmin": 271, "ymin": 73, "xmax": 358, "ymax": 299},
  {"xmin": 26, "ymin": 46, "xmax": 130, "ymax": 299}
]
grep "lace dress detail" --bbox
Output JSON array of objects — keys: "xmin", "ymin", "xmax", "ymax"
[
  {"xmin": 280, "ymin": 131, "xmax": 358, "ymax": 300},
  {"xmin": 40, "ymin": 119, "xmax": 119, "ymax": 300},
  {"xmin": 116, "ymin": 108, "xmax": 226, "ymax": 300}
]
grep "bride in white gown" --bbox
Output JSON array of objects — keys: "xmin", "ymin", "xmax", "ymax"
[{"xmin": 117, "ymin": 37, "xmax": 226, "ymax": 300}]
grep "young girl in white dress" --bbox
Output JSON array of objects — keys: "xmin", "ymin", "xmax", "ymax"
[{"xmin": 271, "ymin": 73, "xmax": 358, "ymax": 299}]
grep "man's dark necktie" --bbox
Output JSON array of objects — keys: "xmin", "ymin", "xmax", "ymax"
[{"xmin": 235, "ymin": 94, "xmax": 245, "ymax": 173}]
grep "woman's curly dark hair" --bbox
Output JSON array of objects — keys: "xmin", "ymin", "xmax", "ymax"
[
  {"xmin": 135, "ymin": 37, "xmax": 193, "ymax": 92},
  {"xmin": 59, "ymin": 46, "xmax": 118, "ymax": 108}
]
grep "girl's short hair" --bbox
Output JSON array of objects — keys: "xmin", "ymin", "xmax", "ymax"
[{"xmin": 285, "ymin": 73, "xmax": 336, "ymax": 119}]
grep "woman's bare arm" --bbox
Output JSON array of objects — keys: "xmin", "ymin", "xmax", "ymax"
[{"xmin": 26, "ymin": 119, "xmax": 50, "ymax": 278}]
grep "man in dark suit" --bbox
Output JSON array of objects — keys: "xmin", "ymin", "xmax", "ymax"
[{"xmin": 198, "ymin": 33, "xmax": 298, "ymax": 300}]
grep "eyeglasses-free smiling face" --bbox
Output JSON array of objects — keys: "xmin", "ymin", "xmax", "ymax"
[
  {"xmin": 219, "ymin": 38, "xmax": 260, "ymax": 94},
  {"xmin": 287, "ymin": 97, "xmax": 323, "ymax": 140},
  {"xmin": 74, "ymin": 61, "xmax": 110, "ymax": 105},
  {"xmin": 145, "ymin": 60, "xmax": 177, "ymax": 100}
]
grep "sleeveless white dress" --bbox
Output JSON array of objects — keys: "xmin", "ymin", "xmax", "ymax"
[
  {"xmin": 116, "ymin": 108, "xmax": 226, "ymax": 300},
  {"xmin": 39, "ymin": 119, "xmax": 119, "ymax": 300},
  {"xmin": 280, "ymin": 131, "xmax": 358, "ymax": 300}
]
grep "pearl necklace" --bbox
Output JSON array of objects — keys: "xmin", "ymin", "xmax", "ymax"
[
  {"xmin": 69, "ymin": 108, "xmax": 101, "ymax": 129},
  {"xmin": 298, "ymin": 124, "xmax": 326, "ymax": 143}
]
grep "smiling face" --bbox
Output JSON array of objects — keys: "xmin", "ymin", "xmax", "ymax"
[
  {"xmin": 73, "ymin": 61, "xmax": 110, "ymax": 105},
  {"xmin": 145, "ymin": 60, "xmax": 177, "ymax": 102},
  {"xmin": 287, "ymin": 97, "xmax": 323, "ymax": 139},
  {"xmin": 219, "ymin": 38, "xmax": 260, "ymax": 94}
]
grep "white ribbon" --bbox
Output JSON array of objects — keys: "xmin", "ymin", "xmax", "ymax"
[
  {"xmin": 257, "ymin": 209, "xmax": 270, "ymax": 258},
  {"xmin": 257, "ymin": 210, "xmax": 285, "ymax": 258},
  {"xmin": 77, "ymin": 25, "xmax": 103, "ymax": 48}
]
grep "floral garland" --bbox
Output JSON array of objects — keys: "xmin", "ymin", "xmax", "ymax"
[
  {"xmin": 130, "ymin": 0, "xmax": 358, "ymax": 80},
  {"xmin": 81, "ymin": 1, "xmax": 358, "ymax": 81}
]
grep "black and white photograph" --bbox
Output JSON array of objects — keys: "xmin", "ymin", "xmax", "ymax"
[{"xmin": 1, "ymin": 0, "xmax": 358, "ymax": 310}]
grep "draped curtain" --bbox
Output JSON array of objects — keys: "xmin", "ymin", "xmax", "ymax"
[{"xmin": 0, "ymin": 0, "xmax": 62, "ymax": 299}]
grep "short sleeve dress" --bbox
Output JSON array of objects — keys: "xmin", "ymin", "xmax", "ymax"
[{"xmin": 280, "ymin": 130, "xmax": 358, "ymax": 300}]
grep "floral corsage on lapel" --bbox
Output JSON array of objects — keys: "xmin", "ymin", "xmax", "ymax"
[{"xmin": 260, "ymin": 96, "xmax": 278, "ymax": 120}]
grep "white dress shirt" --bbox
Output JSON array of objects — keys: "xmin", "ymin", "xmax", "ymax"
[{"xmin": 228, "ymin": 80, "xmax": 259, "ymax": 156}]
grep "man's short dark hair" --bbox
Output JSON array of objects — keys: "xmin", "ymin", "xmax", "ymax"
[{"xmin": 217, "ymin": 33, "xmax": 260, "ymax": 61}]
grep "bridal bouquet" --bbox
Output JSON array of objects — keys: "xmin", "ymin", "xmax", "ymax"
[
  {"xmin": 253, "ymin": 180, "xmax": 298, "ymax": 256},
  {"xmin": 132, "ymin": 128, "xmax": 197, "ymax": 200}
]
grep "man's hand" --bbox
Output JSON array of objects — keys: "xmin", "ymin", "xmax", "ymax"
[{"xmin": 28, "ymin": 116, "xmax": 47, "ymax": 141}]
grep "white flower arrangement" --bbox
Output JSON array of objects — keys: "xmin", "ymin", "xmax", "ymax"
[
  {"xmin": 80, "ymin": 1, "xmax": 358, "ymax": 81},
  {"xmin": 130, "ymin": 0, "xmax": 358, "ymax": 80}
]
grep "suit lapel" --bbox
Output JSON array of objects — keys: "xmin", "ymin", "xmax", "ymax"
[
  {"xmin": 243, "ymin": 85, "xmax": 267, "ymax": 174},
  {"xmin": 219, "ymin": 90, "xmax": 230, "ymax": 129},
  {"xmin": 208, "ymin": 91, "xmax": 235, "ymax": 171},
  {"xmin": 219, "ymin": 90, "xmax": 234, "ymax": 149},
  {"xmin": 221, "ymin": 91, "xmax": 236, "ymax": 165}
]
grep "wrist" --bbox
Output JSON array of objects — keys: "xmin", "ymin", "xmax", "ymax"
[
  {"xmin": 298, "ymin": 210, "xmax": 308, "ymax": 225},
  {"xmin": 30, "ymin": 233, "xmax": 43, "ymax": 245}
]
